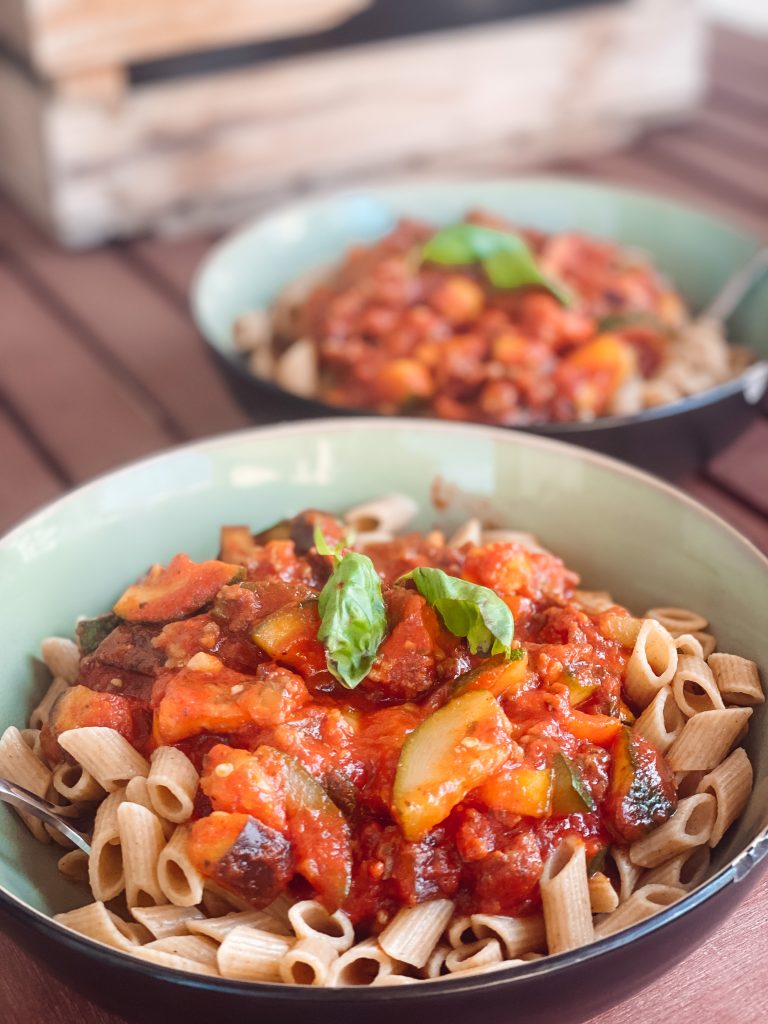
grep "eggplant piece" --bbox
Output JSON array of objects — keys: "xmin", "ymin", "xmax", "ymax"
[
  {"xmin": 78, "ymin": 623, "xmax": 164, "ymax": 699},
  {"xmin": 76, "ymin": 614, "xmax": 119, "ymax": 656},
  {"xmin": 393, "ymin": 689, "xmax": 512, "ymax": 841}
]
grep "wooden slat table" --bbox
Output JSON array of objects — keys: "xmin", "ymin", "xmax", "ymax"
[{"xmin": 1, "ymin": 23, "xmax": 766, "ymax": 1024}]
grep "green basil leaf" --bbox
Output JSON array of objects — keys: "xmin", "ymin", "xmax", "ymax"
[
  {"xmin": 398, "ymin": 566, "xmax": 514, "ymax": 656},
  {"xmin": 317, "ymin": 548, "xmax": 387, "ymax": 689},
  {"xmin": 422, "ymin": 223, "xmax": 572, "ymax": 306}
]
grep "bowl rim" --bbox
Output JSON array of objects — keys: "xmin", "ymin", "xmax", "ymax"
[
  {"xmin": 189, "ymin": 174, "xmax": 768, "ymax": 434},
  {"xmin": 2, "ymin": 416, "xmax": 767, "ymax": 998}
]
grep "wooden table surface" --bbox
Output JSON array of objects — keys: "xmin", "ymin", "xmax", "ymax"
[{"xmin": 1, "ymin": 23, "xmax": 766, "ymax": 1024}]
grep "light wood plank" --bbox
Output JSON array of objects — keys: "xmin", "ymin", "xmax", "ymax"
[
  {"xmin": 0, "ymin": 261, "xmax": 175, "ymax": 482},
  {"xmin": 682, "ymin": 476, "xmax": 768, "ymax": 554},
  {"xmin": 0, "ymin": 198, "xmax": 249, "ymax": 440},
  {"xmin": 129, "ymin": 235, "xmax": 217, "ymax": 300},
  {"xmin": 707, "ymin": 420, "xmax": 768, "ymax": 519},
  {"xmin": 0, "ymin": 405, "xmax": 66, "ymax": 531}
]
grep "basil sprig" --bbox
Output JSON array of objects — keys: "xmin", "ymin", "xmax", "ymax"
[
  {"xmin": 422, "ymin": 223, "xmax": 571, "ymax": 306},
  {"xmin": 398, "ymin": 566, "xmax": 514, "ymax": 657},
  {"xmin": 314, "ymin": 526, "xmax": 387, "ymax": 689}
]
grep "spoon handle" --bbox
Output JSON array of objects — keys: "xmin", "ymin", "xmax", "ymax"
[
  {"xmin": 700, "ymin": 246, "xmax": 768, "ymax": 322},
  {"xmin": 0, "ymin": 777, "xmax": 92, "ymax": 855}
]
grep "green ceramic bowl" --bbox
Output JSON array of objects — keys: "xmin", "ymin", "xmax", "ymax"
[
  {"xmin": 1, "ymin": 420, "xmax": 767, "ymax": 1024},
  {"xmin": 192, "ymin": 177, "xmax": 768, "ymax": 477}
]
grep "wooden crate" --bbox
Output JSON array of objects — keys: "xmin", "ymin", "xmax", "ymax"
[{"xmin": 0, "ymin": 0, "xmax": 706, "ymax": 247}]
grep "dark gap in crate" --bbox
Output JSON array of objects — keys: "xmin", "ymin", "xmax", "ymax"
[{"xmin": 130, "ymin": 0, "xmax": 623, "ymax": 85}]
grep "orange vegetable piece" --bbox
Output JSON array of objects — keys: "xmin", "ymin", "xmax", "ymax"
[
  {"xmin": 453, "ymin": 651, "xmax": 530, "ymax": 699},
  {"xmin": 113, "ymin": 553, "xmax": 242, "ymax": 622},
  {"xmin": 476, "ymin": 765, "xmax": 552, "ymax": 818}
]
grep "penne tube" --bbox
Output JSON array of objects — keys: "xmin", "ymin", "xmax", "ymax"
[
  {"xmin": 624, "ymin": 620, "xmax": 677, "ymax": 709},
  {"xmin": 708, "ymin": 654, "xmax": 764, "ymax": 706},
  {"xmin": 444, "ymin": 938, "xmax": 502, "ymax": 974},
  {"xmin": 446, "ymin": 915, "xmax": 475, "ymax": 948},
  {"xmin": 469, "ymin": 913, "xmax": 546, "ymax": 958},
  {"xmin": 593, "ymin": 885, "xmax": 684, "ymax": 939},
  {"xmin": 264, "ymin": 892, "xmax": 294, "ymax": 928},
  {"xmin": 378, "ymin": 899, "xmax": 454, "ymax": 968},
  {"xmin": 326, "ymin": 939, "xmax": 399, "ymax": 987},
  {"xmin": 629, "ymin": 793, "xmax": 717, "ymax": 868},
  {"xmin": 89, "ymin": 788, "xmax": 126, "ymax": 901},
  {"xmin": 674, "ymin": 769, "xmax": 707, "ymax": 799},
  {"xmin": 696, "ymin": 747, "xmax": 753, "ymax": 847},
  {"xmin": 131, "ymin": 904, "xmax": 205, "ymax": 940},
  {"xmin": 642, "ymin": 845, "xmax": 711, "ymax": 891},
  {"xmin": 287, "ymin": 900, "xmax": 355, "ymax": 953},
  {"xmin": 55, "ymin": 902, "xmax": 143, "ymax": 952},
  {"xmin": 132, "ymin": 946, "xmax": 219, "ymax": 976},
  {"xmin": 633, "ymin": 686, "xmax": 684, "ymax": 753},
  {"xmin": 588, "ymin": 872, "xmax": 620, "ymax": 914},
  {"xmin": 57, "ymin": 849, "xmax": 90, "ymax": 884},
  {"xmin": 118, "ymin": 802, "xmax": 168, "ymax": 908},
  {"xmin": 0, "ymin": 725, "xmax": 51, "ymax": 797},
  {"xmin": 58, "ymin": 727, "xmax": 149, "ymax": 792},
  {"xmin": 372, "ymin": 974, "xmax": 419, "ymax": 986},
  {"xmin": 41, "ymin": 637, "xmax": 80, "ymax": 684},
  {"xmin": 645, "ymin": 608, "xmax": 708, "ymax": 634},
  {"xmin": 673, "ymin": 634, "xmax": 704, "ymax": 658},
  {"xmin": 141, "ymin": 935, "xmax": 219, "ymax": 968},
  {"xmin": 442, "ymin": 959, "xmax": 521, "ymax": 980},
  {"xmin": 157, "ymin": 825, "xmax": 204, "ymax": 907},
  {"xmin": 147, "ymin": 746, "xmax": 199, "ymax": 823},
  {"xmin": 540, "ymin": 837, "xmax": 594, "ymax": 954},
  {"xmin": 125, "ymin": 776, "xmax": 175, "ymax": 839},
  {"xmin": 279, "ymin": 936, "xmax": 339, "ymax": 986},
  {"xmin": 273, "ymin": 338, "xmax": 318, "ymax": 398},
  {"xmin": 572, "ymin": 590, "xmax": 615, "ymax": 615},
  {"xmin": 685, "ymin": 632, "xmax": 716, "ymax": 659},
  {"xmin": 52, "ymin": 761, "xmax": 105, "ymax": 803},
  {"xmin": 671, "ymin": 656, "xmax": 724, "ymax": 717},
  {"xmin": 218, "ymin": 926, "xmax": 293, "ymax": 982},
  {"xmin": 447, "ymin": 518, "xmax": 482, "ymax": 549},
  {"xmin": 420, "ymin": 943, "xmax": 451, "ymax": 979},
  {"xmin": 666, "ymin": 708, "xmax": 753, "ymax": 772},
  {"xmin": 29, "ymin": 676, "xmax": 70, "ymax": 731},
  {"xmin": 480, "ymin": 529, "xmax": 549, "ymax": 553},
  {"xmin": 233, "ymin": 309, "xmax": 271, "ymax": 353},
  {"xmin": 344, "ymin": 494, "xmax": 418, "ymax": 539},
  {"xmin": 189, "ymin": 910, "xmax": 290, "ymax": 943},
  {"xmin": 19, "ymin": 727, "xmax": 43, "ymax": 761}
]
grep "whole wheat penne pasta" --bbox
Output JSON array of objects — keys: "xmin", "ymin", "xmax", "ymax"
[
  {"xmin": 666, "ymin": 708, "xmax": 753, "ymax": 772},
  {"xmin": 445, "ymin": 938, "xmax": 502, "ymax": 974},
  {"xmin": 157, "ymin": 825, "xmax": 204, "ymax": 906},
  {"xmin": 326, "ymin": 939, "xmax": 398, "ymax": 987},
  {"xmin": 190, "ymin": 909, "xmax": 288, "ymax": 943},
  {"xmin": 132, "ymin": 946, "xmax": 219, "ymax": 976},
  {"xmin": 593, "ymin": 885, "xmax": 684, "ymax": 939},
  {"xmin": 642, "ymin": 845, "xmax": 710, "ymax": 891},
  {"xmin": 645, "ymin": 608, "xmax": 708, "ymax": 633},
  {"xmin": 674, "ymin": 769, "xmax": 707, "ymax": 799},
  {"xmin": 141, "ymin": 935, "xmax": 219, "ymax": 967},
  {"xmin": 633, "ymin": 686, "xmax": 684, "ymax": 753},
  {"xmin": 58, "ymin": 727, "xmax": 149, "ymax": 792},
  {"xmin": 279, "ymin": 935, "xmax": 339, "ymax": 986},
  {"xmin": 469, "ymin": 913, "xmax": 546, "ymax": 958},
  {"xmin": 629, "ymin": 793, "xmax": 717, "ymax": 868},
  {"xmin": 89, "ymin": 788, "xmax": 126, "ymax": 901},
  {"xmin": 233, "ymin": 309, "xmax": 271, "ymax": 352},
  {"xmin": 443, "ymin": 959, "xmax": 523, "ymax": 979},
  {"xmin": 671, "ymin": 656, "xmax": 724, "ymax": 717},
  {"xmin": 625, "ymin": 620, "xmax": 677, "ymax": 708},
  {"xmin": 480, "ymin": 529, "xmax": 549, "ymax": 553},
  {"xmin": 344, "ymin": 494, "xmax": 418, "ymax": 538},
  {"xmin": 147, "ymin": 746, "xmax": 199, "ymax": 823},
  {"xmin": 448, "ymin": 518, "xmax": 482, "ymax": 548},
  {"xmin": 131, "ymin": 904, "xmax": 205, "ymax": 940},
  {"xmin": 708, "ymin": 653, "xmax": 764, "ymax": 706},
  {"xmin": 52, "ymin": 761, "xmax": 105, "ymax": 803},
  {"xmin": 273, "ymin": 338, "xmax": 318, "ymax": 398},
  {"xmin": 117, "ymin": 802, "xmax": 168, "ymax": 908},
  {"xmin": 124, "ymin": 776, "xmax": 175, "ymax": 839},
  {"xmin": 378, "ymin": 899, "xmax": 454, "ymax": 967},
  {"xmin": 0, "ymin": 725, "xmax": 51, "ymax": 798},
  {"xmin": 420, "ymin": 943, "xmax": 451, "ymax": 979},
  {"xmin": 41, "ymin": 637, "xmax": 80, "ymax": 684},
  {"xmin": 287, "ymin": 900, "xmax": 354, "ymax": 952},
  {"xmin": 29, "ymin": 676, "xmax": 70, "ymax": 731},
  {"xmin": 57, "ymin": 848, "xmax": 90, "ymax": 884},
  {"xmin": 572, "ymin": 590, "xmax": 615, "ymax": 614},
  {"xmin": 446, "ymin": 915, "xmax": 475, "ymax": 948},
  {"xmin": 218, "ymin": 926, "xmax": 293, "ymax": 982},
  {"xmin": 54, "ymin": 902, "xmax": 142, "ymax": 951},
  {"xmin": 372, "ymin": 974, "xmax": 419, "ymax": 986},
  {"xmin": 685, "ymin": 631, "xmax": 716, "ymax": 659},
  {"xmin": 588, "ymin": 872, "xmax": 620, "ymax": 914},
  {"xmin": 673, "ymin": 633, "xmax": 704, "ymax": 658},
  {"xmin": 19, "ymin": 727, "xmax": 43, "ymax": 761},
  {"xmin": 264, "ymin": 892, "xmax": 294, "ymax": 927},
  {"xmin": 540, "ymin": 837, "xmax": 593, "ymax": 954},
  {"xmin": 696, "ymin": 746, "xmax": 753, "ymax": 847}
]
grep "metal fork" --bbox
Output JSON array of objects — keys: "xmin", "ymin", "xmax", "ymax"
[{"xmin": 0, "ymin": 777, "xmax": 92, "ymax": 854}]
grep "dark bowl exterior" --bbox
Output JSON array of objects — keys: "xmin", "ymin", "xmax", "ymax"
[
  {"xmin": 212, "ymin": 347, "xmax": 767, "ymax": 480},
  {"xmin": 2, "ymin": 858, "xmax": 765, "ymax": 1024}
]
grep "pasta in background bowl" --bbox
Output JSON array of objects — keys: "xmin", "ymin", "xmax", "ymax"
[{"xmin": 0, "ymin": 420, "xmax": 767, "ymax": 1024}]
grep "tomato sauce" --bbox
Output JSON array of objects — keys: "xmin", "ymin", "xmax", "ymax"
[{"xmin": 54, "ymin": 515, "xmax": 678, "ymax": 931}]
